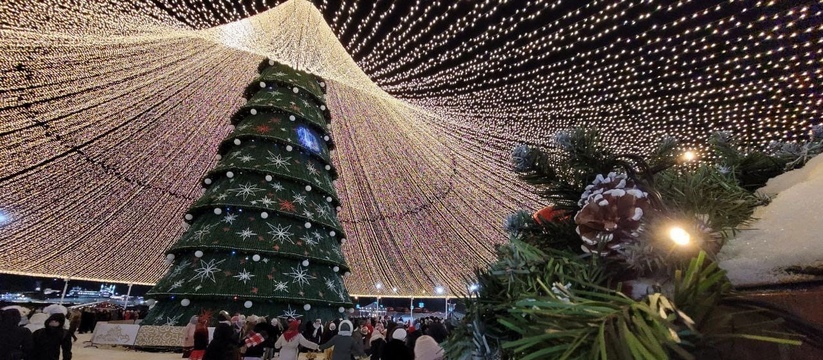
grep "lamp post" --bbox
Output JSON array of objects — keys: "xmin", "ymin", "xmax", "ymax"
[
  {"xmin": 123, "ymin": 283, "xmax": 133, "ymax": 308},
  {"xmin": 59, "ymin": 278, "xmax": 69, "ymax": 305}
]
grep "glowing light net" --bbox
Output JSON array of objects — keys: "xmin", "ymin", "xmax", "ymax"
[{"xmin": 0, "ymin": 0, "xmax": 819, "ymax": 296}]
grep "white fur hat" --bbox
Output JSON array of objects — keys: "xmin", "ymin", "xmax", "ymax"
[
  {"xmin": 42, "ymin": 304, "xmax": 68, "ymax": 316},
  {"xmin": 414, "ymin": 335, "xmax": 444, "ymax": 360},
  {"xmin": 392, "ymin": 328, "xmax": 407, "ymax": 341},
  {"xmin": 338, "ymin": 320, "xmax": 354, "ymax": 336}
]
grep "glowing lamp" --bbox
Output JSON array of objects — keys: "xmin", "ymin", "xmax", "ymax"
[{"xmin": 669, "ymin": 227, "xmax": 691, "ymax": 246}]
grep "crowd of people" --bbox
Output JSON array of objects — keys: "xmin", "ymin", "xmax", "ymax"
[
  {"xmin": 0, "ymin": 305, "xmax": 75, "ymax": 360},
  {"xmin": 1, "ymin": 304, "xmax": 451, "ymax": 360},
  {"xmin": 183, "ymin": 312, "xmax": 451, "ymax": 360}
]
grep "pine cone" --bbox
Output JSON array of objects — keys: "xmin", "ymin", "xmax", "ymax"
[{"xmin": 575, "ymin": 173, "xmax": 650, "ymax": 255}]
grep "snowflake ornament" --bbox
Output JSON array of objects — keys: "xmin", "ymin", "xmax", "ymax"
[
  {"xmin": 234, "ymin": 268, "xmax": 255, "ymax": 284},
  {"xmin": 190, "ymin": 259, "xmax": 226, "ymax": 283},
  {"xmin": 283, "ymin": 264, "xmax": 316, "ymax": 288},
  {"xmin": 266, "ymin": 223, "xmax": 294, "ymax": 244}
]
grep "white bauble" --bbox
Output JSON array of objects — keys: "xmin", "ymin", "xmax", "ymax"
[
  {"xmin": 333, "ymin": 266, "xmax": 340, "ymax": 272},
  {"xmin": 303, "ymin": 304, "xmax": 311, "ymax": 310},
  {"xmin": 184, "ymin": 214, "xmax": 193, "ymax": 221},
  {"xmin": 244, "ymin": 301, "xmax": 253, "ymax": 309},
  {"xmin": 305, "ymin": 185, "xmax": 312, "ymax": 191},
  {"xmin": 286, "ymin": 145, "xmax": 293, "ymax": 152},
  {"xmin": 195, "ymin": 250, "xmax": 204, "ymax": 258},
  {"xmin": 259, "ymin": 81, "xmax": 266, "ymax": 88},
  {"xmin": 214, "ymin": 208, "xmax": 222, "ymax": 215},
  {"xmin": 304, "ymin": 222, "xmax": 312, "ymax": 229},
  {"xmin": 204, "ymin": 178, "xmax": 212, "ymax": 185},
  {"xmin": 181, "ymin": 299, "xmax": 190, "ymax": 306},
  {"xmin": 329, "ymin": 231, "xmax": 336, "ymax": 237},
  {"xmin": 265, "ymin": 175, "xmax": 273, "ymax": 181},
  {"xmin": 338, "ymin": 307, "xmax": 345, "ymax": 313},
  {"xmin": 302, "ymin": 259, "xmax": 309, "ymax": 266},
  {"xmin": 289, "ymin": 115, "xmax": 296, "ymax": 121},
  {"xmin": 252, "ymin": 254, "xmax": 261, "ymax": 262},
  {"xmin": 226, "ymin": 171, "xmax": 234, "ymax": 178},
  {"xmin": 250, "ymin": 109, "xmax": 257, "ymax": 115},
  {"xmin": 166, "ymin": 253, "xmax": 175, "ymax": 260},
  {"xmin": 292, "ymin": 87, "xmax": 299, "ymax": 94},
  {"xmin": 233, "ymin": 139, "xmax": 241, "ymax": 145},
  {"xmin": 261, "ymin": 212, "xmax": 269, "ymax": 219}
]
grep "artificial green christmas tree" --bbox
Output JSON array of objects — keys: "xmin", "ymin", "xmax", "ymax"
[{"xmin": 143, "ymin": 60, "xmax": 353, "ymax": 326}]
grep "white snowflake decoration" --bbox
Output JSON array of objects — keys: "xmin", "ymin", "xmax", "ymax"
[
  {"xmin": 236, "ymin": 227, "xmax": 257, "ymax": 240},
  {"xmin": 258, "ymin": 196, "xmax": 275, "ymax": 206},
  {"xmin": 168, "ymin": 279, "xmax": 184, "ymax": 291},
  {"xmin": 270, "ymin": 182, "xmax": 285, "ymax": 192},
  {"xmin": 228, "ymin": 183, "xmax": 265, "ymax": 200},
  {"xmin": 234, "ymin": 268, "xmax": 255, "ymax": 284},
  {"xmin": 302, "ymin": 209, "xmax": 314, "ymax": 220},
  {"xmin": 266, "ymin": 223, "xmax": 294, "ymax": 244},
  {"xmin": 163, "ymin": 314, "xmax": 182, "ymax": 327},
  {"xmin": 239, "ymin": 155, "xmax": 255, "ymax": 163},
  {"xmin": 283, "ymin": 264, "xmax": 315, "ymax": 288},
  {"xmin": 279, "ymin": 305, "xmax": 302, "ymax": 319},
  {"xmin": 189, "ymin": 259, "xmax": 226, "ymax": 283},
  {"xmin": 292, "ymin": 192, "xmax": 307, "ymax": 205},
  {"xmin": 266, "ymin": 151, "xmax": 291, "ymax": 170},
  {"xmin": 192, "ymin": 223, "xmax": 217, "ymax": 242},
  {"xmin": 306, "ymin": 164, "xmax": 319, "ymax": 175},
  {"xmin": 222, "ymin": 213, "xmax": 238, "ymax": 225},
  {"xmin": 215, "ymin": 193, "xmax": 229, "ymax": 201},
  {"xmin": 169, "ymin": 260, "xmax": 191, "ymax": 278},
  {"xmin": 273, "ymin": 280, "xmax": 289, "ymax": 293},
  {"xmin": 301, "ymin": 233, "xmax": 319, "ymax": 247}
]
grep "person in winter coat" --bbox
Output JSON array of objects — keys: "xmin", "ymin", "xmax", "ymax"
[
  {"xmin": 358, "ymin": 322, "xmax": 372, "ymax": 355},
  {"xmin": 368, "ymin": 322, "xmax": 387, "ymax": 360},
  {"xmin": 303, "ymin": 318, "xmax": 324, "ymax": 345},
  {"xmin": 188, "ymin": 318, "xmax": 209, "ymax": 360},
  {"xmin": 30, "ymin": 313, "xmax": 71, "ymax": 360},
  {"xmin": 413, "ymin": 335, "xmax": 444, "ymax": 360},
  {"xmin": 380, "ymin": 327, "xmax": 413, "ymax": 360},
  {"xmin": 241, "ymin": 317, "xmax": 268, "ymax": 360},
  {"xmin": 203, "ymin": 315, "xmax": 239, "ymax": 360},
  {"xmin": 319, "ymin": 320, "xmax": 366, "ymax": 360},
  {"xmin": 0, "ymin": 308, "xmax": 33, "ymax": 360},
  {"xmin": 275, "ymin": 320, "xmax": 319, "ymax": 360},
  {"xmin": 182, "ymin": 315, "xmax": 199, "ymax": 354}
]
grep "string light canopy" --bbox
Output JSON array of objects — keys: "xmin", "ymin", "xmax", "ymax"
[{"xmin": 0, "ymin": 0, "xmax": 820, "ymax": 297}]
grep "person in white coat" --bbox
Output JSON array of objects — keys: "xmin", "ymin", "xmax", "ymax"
[{"xmin": 274, "ymin": 320, "xmax": 319, "ymax": 360}]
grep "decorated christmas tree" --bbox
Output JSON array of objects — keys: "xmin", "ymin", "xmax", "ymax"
[
  {"xmin": 143, "ymin": 60, "xmax": 353, "ymax": 326},
  {"xmin": 445, "ymin": 127, "xmax": 823, "ymax": 359}
]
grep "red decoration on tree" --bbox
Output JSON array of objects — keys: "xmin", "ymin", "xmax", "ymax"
[{"xmin": 532, "ymin": 206, "xmax": 569, "ymax": 225}]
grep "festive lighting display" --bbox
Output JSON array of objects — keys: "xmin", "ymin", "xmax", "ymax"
[
  {"xmin": 0, "ymin": 0, "xmax": 820, "ymax": 297},
  {"xmin": 668, "ymin": 226, "xmax": 692, "ymax": 246}
]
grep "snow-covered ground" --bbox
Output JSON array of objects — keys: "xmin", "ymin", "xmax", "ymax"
[
  {"xmin": 72, "ymin": 333, "xmax": 327, "ymax": 360},
  {"xmin": 719, "ymin": 154, "xmax": 823, "ymax": 287}
]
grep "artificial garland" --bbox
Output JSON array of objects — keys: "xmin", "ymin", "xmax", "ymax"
[{"xmin": 445, "ymin": 126, "xmax": 823, "ymax": 360}]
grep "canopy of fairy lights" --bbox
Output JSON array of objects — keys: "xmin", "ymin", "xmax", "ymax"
[{"xmin": 0, "ymin": 0, "xmax": 820, "ymax": 297}]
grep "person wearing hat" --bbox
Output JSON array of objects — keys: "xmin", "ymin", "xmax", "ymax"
[
  {"xmin": 319, "ymin": 320, "xmax": 366, "ymax": 360},
  {"xmin": 30, "ymin": 313, "xmax": 72, "ymax": 360},
  {"xmin": 380, "ymin": 327, "xmax": 413, "ymax": 360},
  {"xmin": 0, "ymin": 308, "xmax": 33, "ymax": 360},
  {"xmin": 275, "ymin": 320, "xmax": 319, "ymax": 360},
  {"xmin": 413, "ymin": 335, "xmax": 444, "ymax": 360}
]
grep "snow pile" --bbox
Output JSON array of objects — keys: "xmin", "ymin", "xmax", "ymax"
[{"xmin": 718, "ymin": 154, "xmax": 823, "ymax": 286}]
